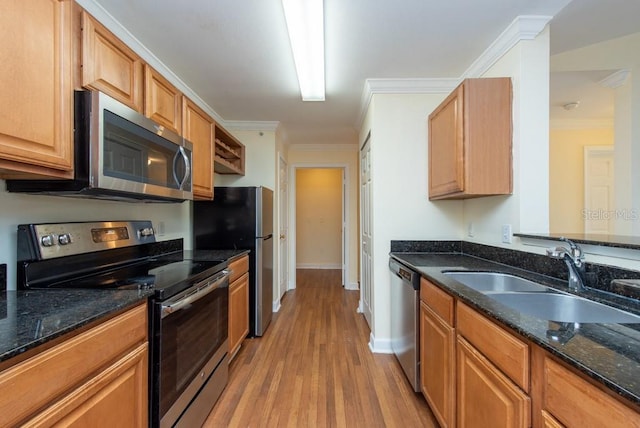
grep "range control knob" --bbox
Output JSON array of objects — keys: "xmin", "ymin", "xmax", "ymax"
[
  {"xmin": 138, "ymin": 227, "xmax": 155, "ymax": 238},
  {"xmin": 58, "ymin": 233, "xmax": 72, "ymax": 245},
  {"xmin": 41, "ymin": 234, "xmax": 55, "ymax": 247}
]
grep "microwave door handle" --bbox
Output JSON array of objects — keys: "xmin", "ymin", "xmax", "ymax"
[{"xmin": 172, "ymin": 146, "xmax": 191, "ymax": 190}]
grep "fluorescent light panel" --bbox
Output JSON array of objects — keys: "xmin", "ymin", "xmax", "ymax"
[{"xmin": 282, "ymin": 0, "xmax": 325, "ymax": 101}]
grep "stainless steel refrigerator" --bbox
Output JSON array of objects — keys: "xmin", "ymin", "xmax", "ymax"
[{"xmin": 193, "ymin": 186, "xmax": 273, "ymax": 336}]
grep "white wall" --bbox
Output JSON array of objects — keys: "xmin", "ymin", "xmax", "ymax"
[
  {"xmin": 0, "ymin": 183, "xmax": 191, "ymax": 289},
  {"xmin": 362, "ymin": 93, "xmax": 463, "ymax": 350},
  {"xmin": 464, "ymin": 27, "xmax": 551, "ymax": 244}
]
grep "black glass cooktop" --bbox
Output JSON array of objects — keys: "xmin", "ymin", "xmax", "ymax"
[{"xmin": 24, "ymin": 253, "xmax": 227, "ymax": 301}]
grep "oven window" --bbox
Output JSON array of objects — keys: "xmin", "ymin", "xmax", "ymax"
[{"xmin": 159, "ymin": 283, "xmax": 228, "ymax": 417}]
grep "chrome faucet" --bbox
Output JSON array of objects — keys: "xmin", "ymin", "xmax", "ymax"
[{"xmin": 546, "ymin": 237, "xmax": 586, "ymax": 292}]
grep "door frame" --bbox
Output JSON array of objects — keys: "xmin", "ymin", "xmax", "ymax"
[
  {"xmin": 276, "ymin": 153, "xmax": 289, "ymax": 309},
  {"xmin": 584, "ymin": 145, "xmax": 615, "ymax": 234},
  {"xmin": 288, "ymin": 163, "xmax": 351, "ymax": 290}
]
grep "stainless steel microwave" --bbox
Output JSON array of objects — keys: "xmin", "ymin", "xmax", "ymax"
[{"xmin": 7, "ymin": 90, "xmax": 193, "ymax": 202}]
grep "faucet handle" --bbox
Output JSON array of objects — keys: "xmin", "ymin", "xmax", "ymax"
[{"xmin": 559, "ymin": 237, "xmax": 584, "ymax": 262}]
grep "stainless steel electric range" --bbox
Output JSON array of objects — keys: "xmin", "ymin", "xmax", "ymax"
[{"xmin": 17, "ymin": 221, "xmax": 230, "ymax": 428}]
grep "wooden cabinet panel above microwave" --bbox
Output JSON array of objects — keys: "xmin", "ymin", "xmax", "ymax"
[{"xmin": 81, "ymin": 11, "xmax": 144, "ymax": 112}]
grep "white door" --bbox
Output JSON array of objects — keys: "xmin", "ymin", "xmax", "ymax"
[
  {"xmin": 584, "ymin": 146, "xmax": 615, "ymax": 234},
  {"xmin": 360, "ymin": 137, "xmax": 373, "ymax": 328},
  {"xmin": 278, "ymin": 155, "xmax": 289, "ymax": 299}
]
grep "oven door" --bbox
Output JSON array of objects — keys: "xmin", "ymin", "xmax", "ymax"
[{"xmin": 151, "ymin": 270, "xmax": 229, "ymax": 428}]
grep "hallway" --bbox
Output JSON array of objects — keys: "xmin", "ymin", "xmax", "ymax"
[{"xmin": 204, "ymin": 269, "xmax": 437, "ymax": 427}]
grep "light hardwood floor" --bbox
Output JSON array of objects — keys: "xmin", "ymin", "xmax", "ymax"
[{"xmin": 204, "ymin": 269, "xmax": 437, "ymax": 427}]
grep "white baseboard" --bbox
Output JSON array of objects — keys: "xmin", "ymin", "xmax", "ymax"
[
  {"xmin": 345, "ymin": 281, "xmax": 359, "ymax": 290},
  {"xmin": 368, "ymin": 332, "xmax": 393, "ymax": 354},
  {"xmin": 273, "ymin": 299, "xmax": 281, "ymax": 313},
  {"xmin": 296, "ymin": 263, "xmax": 342, "ymax": 269}
]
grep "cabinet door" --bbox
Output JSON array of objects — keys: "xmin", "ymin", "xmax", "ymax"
[
  {"xmin": 428, "ymin": 85, "xmax": 464, "ymax": 198},
  {"xmin": 420, "ymin": 302, "xmax": 455, "ymax": 428},
  {"xmin": 457, "ymin": 336, "xmax": 530, "ymax": 428},
  {"xmin": 26, "ymin": 344, "xmax": 148, "ymax": 427},
  {"xmin": 0, "ymin": 0, "xmax": 73, "ymax": 177},
  {"xmin": 82, "ymin": 11, "xmax": 144, "ymax": 111},
  {"xmin": 144, "ymin": 65, "xmax": 182, "ymax": 135},
  {"xmin": 183, "ymin": 98, "xmax": 214, "ymax": 199},
  {"xmin": 229, "ymin": 273, "xmax": 249, "ymax": 360}
]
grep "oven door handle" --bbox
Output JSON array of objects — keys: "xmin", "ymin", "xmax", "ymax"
[{"xmin": 161, "ymin": 270, "xmax": 229, "ymax": 318}]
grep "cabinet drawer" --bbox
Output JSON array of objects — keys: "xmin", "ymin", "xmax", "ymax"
[
  {"xmin": 457, "ymin": 302, "xmax": 529, "ymax": 391},
  {"xmin": 0, "ymin": 303, "xmax": 147, "ymax": 427},
  {"xmin": 420, "ymin": 278, "xmax": 454, "ymax": 325},
  {"xmin": 229, "ymin": 255, "xmax": 249, "ymax": 283},
  {"xmin": 543, "ymin": 355, "xmax": 639, "ymax": 427}
]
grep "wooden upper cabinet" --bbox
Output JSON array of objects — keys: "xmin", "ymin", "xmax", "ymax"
[
  {"xmin": 81, "ymin": 11, "xmax": 144, "ymax": 112},
  {"xmin": 428, "ymin": 77, "xmax": 512, "ymax": 200},
  {"xmin": 144, "ymin": 65, "xmax": 182, "ymax": 135},
  {"xmin": 183, "ymin": 98, "xmax": 214, "ymax": 200},
  {"xmin": 0, "ymin": 0, "xmax": 74, "ymax": 178}
]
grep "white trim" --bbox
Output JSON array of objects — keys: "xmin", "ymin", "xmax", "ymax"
[
  {"xmin": 355, "ymin": 15, "xmax": 552, "ymax": 129},
  {"xmin": 550, "ymin": 118, "xmax": 614, "ymax": 130},
  {"xmin": 463, "ymin": 15, "xmax": 552, "ymax": 78},
  {"xmin": 356, "ymin": 78, "xmax": 458, "ymax": 130},
  {"xmin": 76, "ymin": 0, "xmax": 227, "ymax": 127},
  {"xmin": 289, "ymin": 163, "xmax": 352, "ymax": 290},
  {"xmin": 225, "ymin": 121, "xmax": 280, "ymax": 132},
  {"xmin": 296, "ymin": 263, "xmax": 342, "ymax": 269},
  {"xmin": 273, "ymin": 299, "xmax": 281, "ymax": 313},
  {"xmin": 289, "ymin": 143, "xmax": 358, "ymax": 152},
  {"xmin": 599, "ymin": 69, "xmax": 630, "ymax": 89},
  {"xmin": 345, "ymin": 281, "xmax": 359, "ymax": 291},
  {"xmin": 368, "ymin": 332, "xmax": 393, "ymax": 354}
]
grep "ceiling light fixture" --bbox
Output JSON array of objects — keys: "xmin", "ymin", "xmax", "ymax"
[
  {"xmin": 563, "ymin": 101, "xmax": 580, "ymax": 111},
  {"xmin": 281, "ymin": 0, "xmax": 325, "ymax": 101}
]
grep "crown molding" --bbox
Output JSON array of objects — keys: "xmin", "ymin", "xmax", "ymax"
[
  {"xmin": 463, "ymin": 15, "xmax": 551, "ymax": 78},
  {"xmin": 223, "ymin": 121, "xmax": 280, "ymax": 132},
  {"xmin": 75, "ymin": 0, "xmax": 225, "ymax": 125},
  {"xmin": 599, "ymin": 69, "xmax": 630, "ymax": 89},
  {"xmin": 356, "ymin": 78, "xmax": 459, "ymax": 130},
  {"xmin": 356, "ymin": 15, "xmax": 552, "ymax": 129},
  {"xmin": 550, "ymin": 118, "xmax": 614, "ymax": 130},
  {"xmin": 289, "ymin": 143, "xmax": 358, "ymax": 152}
]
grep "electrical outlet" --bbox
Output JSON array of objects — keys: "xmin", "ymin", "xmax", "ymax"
[
  {"xmin": 501, "ymin": 224, "xmax": 512, "ymax": 244},
  {"xmin": 157, "ymin": 221, "xmax": 166, "ymax": 236},
  {"xmin": 468, "ymin": 222, "xmax": 474, "ymax": 237}
]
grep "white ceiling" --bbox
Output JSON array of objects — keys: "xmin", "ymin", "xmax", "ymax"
[{"xmin": 88, "ymin": 0, "xmax": 640, "ymax": 144}]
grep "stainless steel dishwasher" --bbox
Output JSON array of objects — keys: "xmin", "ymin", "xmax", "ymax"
[{"xmin": 389, "ymin": 257, "xmax": 420, "ymax": 392}]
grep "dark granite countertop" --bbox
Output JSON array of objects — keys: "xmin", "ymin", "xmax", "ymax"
[
  {"xmin": 0, "ymin": 249, "xmax": 248, "ymax": 366},
  {"xmin": 0, "ymin": 289, "xmax": 151, "ymax": 363},
  {"xmin": 390, "ymin": 252, "xmax": 640, "ymax": 406}
]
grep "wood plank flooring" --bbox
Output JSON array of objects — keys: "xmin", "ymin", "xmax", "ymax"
[{"xmin": 204, "ymin": 269, "xmax": 437, "ymax": 427}]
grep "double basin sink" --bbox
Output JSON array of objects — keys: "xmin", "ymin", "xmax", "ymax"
[{"xmin": 444, "ymin": 271, "xmax": 640, "ymax": 324}]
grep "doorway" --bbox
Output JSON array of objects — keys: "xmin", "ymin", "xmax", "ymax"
[{"xmin": 289, "ymin": 164, "xmax": 350, "ymax": 289}]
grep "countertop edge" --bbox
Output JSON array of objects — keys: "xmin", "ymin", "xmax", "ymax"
[{"xmin": 390, "ymin": 252, "xmax": 640, "ymax": 407}]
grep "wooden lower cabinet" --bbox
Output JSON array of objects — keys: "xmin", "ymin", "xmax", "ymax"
[
  {"xmin": 533, "ymin": 348, "xmax": 640, "ymax": 428},
  {"xmin": 228, "ymin": 255, "xmax": 250, "ymax": 360},
  {"xmin": 420, "ymin": 278, "xmax": 456, "ymax": 428},
  {"xmin": 420, "ymin": 302, "xmax": 455, "ymax": 427},
  {"xmin": 457, "ymin": 336, "xmax": 530, "ymax": 428},
  {"xmin": 0, "ymin": 303, "xmax": 148, "ymax": 427}
]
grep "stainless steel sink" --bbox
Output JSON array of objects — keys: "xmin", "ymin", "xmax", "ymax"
[
  {"xmin": 444, "ymin": 271, "xmax": 553, "ymax": 293},
  {"xmin": 488, "ymin": 292, "xmax": 640, "ymax": 324}
]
